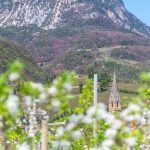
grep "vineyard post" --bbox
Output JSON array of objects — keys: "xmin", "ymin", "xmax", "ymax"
[
  {"xmin": 93, "ymin": 74, "xmax": 98, "ymax": 139},
  {"xmin": 41, "ymin": 120, "xmax": 48, "ymax": 150}
]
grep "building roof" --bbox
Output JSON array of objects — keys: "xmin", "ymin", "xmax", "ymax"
[{"xmin": 109, "ymin": 73, "xmax": 121, "ymax": 103}]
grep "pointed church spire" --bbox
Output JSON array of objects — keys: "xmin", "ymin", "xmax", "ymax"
[{"xmin": 109, "ymin": 72, "xmax": 121, "ymax": 111}]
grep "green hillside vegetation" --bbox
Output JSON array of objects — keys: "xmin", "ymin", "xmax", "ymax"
[
  {"xmin": 0, "ymin": 37, "xmax": 48, "ymax": 82},
  {"xmin": 43, "ymin": 45, "xmax": 149, "ymax": 82},
  {"xmin": 86, "ymin": 46, "xmax": 150, "ymax": 82}
]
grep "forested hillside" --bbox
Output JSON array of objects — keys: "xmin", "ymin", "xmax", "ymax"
[{"xmin": 0, "ymin": 37, "xmax": 48, "ymax": 82}]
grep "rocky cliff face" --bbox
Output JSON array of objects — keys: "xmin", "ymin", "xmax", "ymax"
[{"xmin": 0, "ymin": 0, "xmax": 150, "ymax": 36}]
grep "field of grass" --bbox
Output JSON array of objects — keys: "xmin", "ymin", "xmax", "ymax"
[
  {"xmin": 98, "ymin": 82, "xmax": 141, "ymax": 108},
  {"xmin": 72, "ymin": 82, "xmax": 141, "ymax": 109}
]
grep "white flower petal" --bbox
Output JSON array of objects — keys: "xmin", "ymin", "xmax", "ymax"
[
  {"xmin": 48, "ymin": 86, "xmax": 58, "ymax": 96},
  {"xmin": 9, "ymin": 72, "xmax": 20, "ymax": 82},
  {"xmin": 125, "ymin": 137, "xmax": 137, "ymax": 146},
  {"xmin": 71, "ymin": 130, "xmax": 82, "ymax": 139}
]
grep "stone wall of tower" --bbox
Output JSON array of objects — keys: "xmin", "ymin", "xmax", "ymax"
[
  {"xmin": 108, "ymin": 72, "xmax": 122, "ymax": 112},
  {"xmin": 109, "ymin": 101, "xmax": 121, "ymax": 111}
]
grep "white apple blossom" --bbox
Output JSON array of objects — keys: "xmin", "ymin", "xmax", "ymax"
[
  {"xmin": 105, "ymin": 128, "xmax": 117, "ymax": 139},
  {"xmin": 124, "ymin": 127, "xmax": 131, "ymax": 133},
  {"xmin": 6, "ymin": 141, "xmax": 10, "ymax": 144},
  {"xmin": 97, "ymin": 103, "xmax": 107, "ymax": 111},
  {"xmin": 77, "ymin": 114, "xmax": 84, "ymax": 120},
  {"xmin": 141, "ymin": 118, "xmax": 146, "ymax": 125},
  {"xmin": 28, "ymin": 132, "xmax": 35, "ymax": 137},
  {"xmin": 102, "ymin": 139, "xmax": 113, "ymax": 147},
  {"xmin": 90, "ymin": 148, "xmax": 99, "ymax": 150},
  {"xmin": 59, "ymin": 140, "xmax": 70, "ymax": 149},
  {"xmin": 134, "ymin": 114, "xmax": 142, "ymax": 122},
  {"xmin": 31, "ymin": 82, "xmax": 43, "ymax": 91},
  {"xmin": 52, "ymin": 100, "xmax": 61, "ymax": 110},
  {"xmin": 82, "ymin": 116, "xmax": 93, "ymax": 124},
  {"xmin": 147, "ymin": 135, "xmax": 150, "ymax": 140},
  {"xmin": 128, "ymin": 103, "xmax": 140, "ymax": 112},
  {"xmin": 120, "ymin": 109, "xmax": 129, "ymax": 118},
  {"xmin": 35, "ymin": 99, "xmax": 40, "ymax": 103},
  {"xmin": 51, "ymin": 141, "xmax": 59, "ymax": 149},
  {"xmin": 66, "ymin": 123, "xmax": 75, "ymax": 131},
  {"xmin": 63, "ymin": 82, "xmax": 73, "ymax": 92},
  {"xmin": 125, "ymin": 137, "xmax": 137, "ymax": 146},
  {"xmin": 87, "ymin": 106, "xmax": 96, "ymax": 117},
  {"xmin": 96, "ymin": 109, "xmax": 108, "ymax": 120},
  {"xmin": 143, "ymin": 109, "xmax": 149, "ymax": 116},
  {"xmin": 111, "ymin": 120, "xmax": 122, "ymax": 129},
  {"xmin": 24, "ymin": 96, "xmax": 32, "ymax": 106},
  {"xmin": 140, "ymin": 144, "xmax": 145, "ymax": 149},
  {"xmin": 71, "ymin": 130, "xmax": 82, "ymax": 139},
  {"xmin": 17, "ymin": 142, "xmax": 30, "ymax": 150},
  {"xmin": 105, "ymin": 113, "xmax": 115, "ymax": 124},
  {"xmin": 56, "ymin": 126, "xmax": 65, "ymax": 138},
  {"xmin": 96, "ymin": 109, "xmax": 106, "ymax": 117},
  {"xmin": 69, "ymin": 114, "xmax": 82, "ymax": 124},
  {"xmin": 17, "ymin": 120, "xmax": 22, "ymax": 126},
  {"xmin": 23, "ymin": 119, "xmax": 27, "ymax": 124},
  {"xmin": 39, "ymin": 92, "xmax": 48, "ymax": 102},
  {"xmin": 6, "ymin": 95, "xmax": 19, "ymax": 114},
  {"xmin": 124, "ymin": 115, "xmax": 135, "ymax": 122},
  {"xmin": 48, "ymin": 86, "xmax": 58, "ymax": 96},
  {"xmin": 8, "ymin": 72, "xmax": 20, "ymax": 82}
]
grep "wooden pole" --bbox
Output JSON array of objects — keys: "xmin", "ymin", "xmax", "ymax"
[
  {"xmin": 49, "ymin": 121, "xmax": 66, "ymax": 126},
  {"xmin": 93, "ymin": 74, "xmax": 98, "ymax": 139},
  {"xmin": 41, "ymin": 120, "xmax": 48, "ymax": 150}
]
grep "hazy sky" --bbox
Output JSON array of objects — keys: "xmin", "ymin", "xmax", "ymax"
[{"xmin": 123, "ymin": 0, "xmax": 150, "ymax": 26}]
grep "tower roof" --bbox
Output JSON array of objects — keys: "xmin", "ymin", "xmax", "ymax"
[{"xmin": 109, "ymin": 72, "xmax": 121, "ymax": 103}]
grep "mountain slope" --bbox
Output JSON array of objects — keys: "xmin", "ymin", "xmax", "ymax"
[
  {"xmin": 0, "ymin": 0, "xmax": 150, "ymax": 36},
  {"xmin": 47, "ymin": 45, "xmax": 150, "ymax": 82},
  {"xmin": 0, "ymin": 25, "xmax": 150, "ymax": 82},
  {"xmin": 0, "ymin": 0, "xmax": 150, "ymax": 82},
  {"xmin": 0, "ymin": 37, "xmax": 48, "ymax": 82}
]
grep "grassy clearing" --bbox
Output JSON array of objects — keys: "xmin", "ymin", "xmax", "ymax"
[
  {"xmin": 98, "ymin": 46, "xmax": 125, "ymax": 53},
  {"xmin": 71, "ymin": 82, "xmax": 141, "ymax": 109},
  {"xmin": 98, "ymin": 82, "xmax": 141, "ymax": 108}
]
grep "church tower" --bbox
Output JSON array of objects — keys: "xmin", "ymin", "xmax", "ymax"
[{"xmin": 109, "ymin": 73, "xmax": 121, "ymax": 111}]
